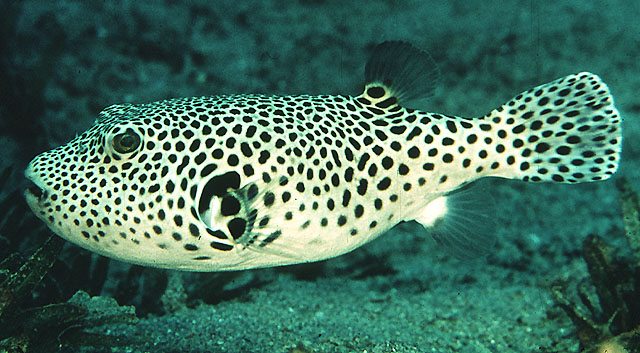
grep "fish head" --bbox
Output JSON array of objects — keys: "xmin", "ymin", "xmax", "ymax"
[{"xmin": 24, "ymin": 101, "xmax": 216, "ymax": 267}]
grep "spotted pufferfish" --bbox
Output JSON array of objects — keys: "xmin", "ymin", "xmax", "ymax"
[{"xmin": 24, "ymin": 42, "xmax": 622, "ymax": 271}]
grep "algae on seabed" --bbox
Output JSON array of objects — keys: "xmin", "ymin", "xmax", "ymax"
[{"xmin": 550, "ymin": 177, "xmax": 640, "ymax": 353}]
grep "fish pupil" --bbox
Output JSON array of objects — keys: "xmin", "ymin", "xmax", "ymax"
[{"xmin": 113, "ymin": 129, "xmax": 140, "ymax": 153}]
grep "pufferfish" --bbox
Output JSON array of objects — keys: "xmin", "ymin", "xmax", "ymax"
[{"xmin": 24, "ymin": 41, "xmax": 622, "ymax": 271}]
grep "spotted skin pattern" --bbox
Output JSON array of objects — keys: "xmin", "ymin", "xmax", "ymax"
[{"xmin": 25, "ymin": 43, "xmax": 621, "ymax": 271}]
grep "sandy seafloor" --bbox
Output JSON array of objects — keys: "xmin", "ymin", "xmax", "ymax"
[{"xmin": 1, "ymin": 1, "xmax": 640, "ymax": 352}]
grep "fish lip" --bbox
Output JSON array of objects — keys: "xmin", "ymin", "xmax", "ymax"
[
  {"xmin": 27, "ymin": 183, "xmax": 43, "ymax": 198},
  {"xmin": 23, "ymin": 169, "xmax": 48, "ymax": 209}
]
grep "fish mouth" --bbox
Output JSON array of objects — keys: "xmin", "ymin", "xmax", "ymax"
[
  {"xmin": 24, "ymin": 173, "xmax": 48, "ymax": 210},
  {"xmin": 26, "ymin": 182, "xmax": 46, "ymax": 199}
]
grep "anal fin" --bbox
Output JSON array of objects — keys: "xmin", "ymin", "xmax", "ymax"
[{"xmin": 414, "ymin": 179, "xmax": 497, "ymax": 259}]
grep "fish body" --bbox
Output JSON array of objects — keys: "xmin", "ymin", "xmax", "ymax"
[{"xmin": 24, "ymin": 42, "xmax": 622, "ymax": 271}]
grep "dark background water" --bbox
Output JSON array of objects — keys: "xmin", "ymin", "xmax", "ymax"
[{"xmin": 1, "ymin": 1, "xmax": 638, "ymax": 352}]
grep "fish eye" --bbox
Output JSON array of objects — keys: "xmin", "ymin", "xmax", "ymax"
[{"xmin": 112, "ymin": 129, "xmax": 141, "ymax": 154}]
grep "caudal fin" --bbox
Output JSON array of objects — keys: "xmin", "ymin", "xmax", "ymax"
[{"xmin": 487, "ymin": 72, "xmax": 622, "ymax": 183}]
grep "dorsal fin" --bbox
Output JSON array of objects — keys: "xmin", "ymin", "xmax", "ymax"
[{"xmin": 361, "ymin": 41, "xmax": 440, "ymax": 108}]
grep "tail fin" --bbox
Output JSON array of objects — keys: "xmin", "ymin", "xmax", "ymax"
[{"xmin": 487, "ymin": 72, "xmax": 622, "ymax": 183}]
